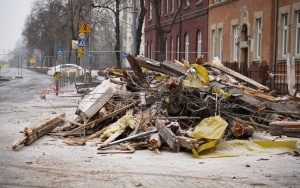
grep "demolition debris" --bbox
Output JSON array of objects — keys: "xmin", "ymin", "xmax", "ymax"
[{"xmin": 12, "ymin": 54, "xmax": 300, "ymax": 157}]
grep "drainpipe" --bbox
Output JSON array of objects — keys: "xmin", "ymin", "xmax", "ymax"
[{"xmin": 271, "ymin": 0, "xmax": 278, "ymax": 90}]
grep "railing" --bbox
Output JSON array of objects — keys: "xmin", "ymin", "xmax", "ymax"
[{"xmin": 223, "ymin": 60, "xmax": 300, "ymax": 95}]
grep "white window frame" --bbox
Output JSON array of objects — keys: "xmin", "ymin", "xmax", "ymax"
[
  {"xmin": 232, "ymin": 25, "xmax": 238, "ymax": 61},
  {"xmin": 197, "ymin": 31, "xmax": 202, "ymax": 58},
  {"xmin": 165, "ymin": 38, "xmax": 168, "ymax": 60},
  {"xmin": 171, "ymin": 37, "xmax": 174, "ymax": 60},
  {"xmin": 177, "ymin": 36, "xmax": 180, "ymax": 60},
  {"xmin": 166, "ymin": 0, "xmax": 169, "ymax": 14},
  {"xmin": 161, "ymin": 0, "xmax": 164, "ymax": 15},
  {"xmin": 211, "ymin": 29, "xmax": 216, "ymax": 60},
  {"xmin": 256, "ymin": 18, "xmax": 262, "ymax": 59},
  {"xmin": 171, "ymin": 0, "xmax": 174, "ymax": 13},
  {"xmin": 296, "ymin": 11, "xmax": 300, "ymax": 56},
  {"xmin": 282, "ymin": 14, "xmax": 288, "ymax": 58},
  {"xmin": 185, "ymin": 33, "xmax": 189, "ymax": 60},
  {"xmin": 149, "ymin": 2, "xmax": 152, "ymax": 20},
  {"xmin": 218, "ymin": 28, "xmax": 223, "ymax": 61}
]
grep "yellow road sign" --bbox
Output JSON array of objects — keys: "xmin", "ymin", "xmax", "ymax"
[
  {"xmin": 78, "ymin": 47, "xmax": 84, "ymax": 58},
  {"xmin": 79, "ymin": 21, "xmax": 91, "ymax": 33}
]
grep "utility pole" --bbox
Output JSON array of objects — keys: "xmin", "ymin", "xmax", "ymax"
[{"xmin": 132, "ymin": 0, "xmax": 137, "ymax": 56}]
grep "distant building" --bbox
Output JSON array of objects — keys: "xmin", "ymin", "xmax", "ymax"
[{"xmin": 121, "ymin": 0, "xmax": 145, "ymax": 68}]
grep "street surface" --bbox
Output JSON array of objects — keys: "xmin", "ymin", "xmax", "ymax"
[{"xmin": 0, "ymin": 67, "xmax": 299, "ymax": 188}]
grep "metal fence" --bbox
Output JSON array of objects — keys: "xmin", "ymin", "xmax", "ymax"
[{"xmin": 223, "ymin": 60, "xmax": 300, "ymax": 95}]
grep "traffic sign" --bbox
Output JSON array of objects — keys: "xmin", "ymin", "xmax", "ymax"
[
  {"xmin": 78, "ymin": 38, "xmax": 85, "ymax": 47},
  {"xmin": 78, "ymin": 47, "xmax": 84, "ymax": 58},
  {"xmin": 79, "ymin": 32, "xmax": 85, "ymax": 39},
  {"xmin": 122, "ymin": 52, "xmax": 127, "ymax": 58},
  {"xmin": 57, "ymin": 48, "xmax": 63, "ymax": 59},
  {"xmin": 79, "ymin": 21, "xmax": 91, "ymax": 33}
]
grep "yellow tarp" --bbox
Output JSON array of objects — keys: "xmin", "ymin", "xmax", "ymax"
[
  {"xmin": 187, "ymin": 116, "xmax": 228, "ymax": 156},
  {"xmin": 194, "ymin": 139, "xmax": 297, "ymax": 158}
]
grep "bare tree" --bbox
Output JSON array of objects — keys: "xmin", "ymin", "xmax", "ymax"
[
  {"xmin": 92, "ymin": 0, "xmax": 132, "ymax": 69},
  {"xmin": 150, "ymin": 0, "xmax": 184, "ymax": 61},
  {"xmin": 136, "ymin": 0, "xmax": 147, "ymax": 56}
]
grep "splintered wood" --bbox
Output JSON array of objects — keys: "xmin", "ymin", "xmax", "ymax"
[
  {"xmin": 12, "ymin": 113, "xmax": 65, "ymax": 150},
  {"xmin": 12, "ymin": 55, "xmax": 300, "ymax": 156}
]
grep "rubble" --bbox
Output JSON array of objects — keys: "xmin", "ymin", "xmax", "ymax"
[{"xmin": 12, "ymin": 54, "xmax": 300, "ymax": 157}]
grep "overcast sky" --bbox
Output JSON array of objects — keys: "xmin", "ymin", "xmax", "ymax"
[{"xmin": 0, "ymin": 0, "xmax": 35, "ymax": 54}]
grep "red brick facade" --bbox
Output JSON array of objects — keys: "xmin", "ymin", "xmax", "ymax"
[
  {"xmin": 144, "ymin": 0, "xmax": 209, "ymax": 62},
  {"xmin": 144, "ymin": 0, "xmax": 300, "ymax": 71}
]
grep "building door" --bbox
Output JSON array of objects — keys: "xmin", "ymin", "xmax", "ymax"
[{"xmin": 240, "ymin": 24, "xmax": 248, "ymax": 76}]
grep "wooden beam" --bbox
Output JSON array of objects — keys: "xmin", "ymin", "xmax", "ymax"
[
  {"xmin": 203, "ymin": 60, "xmax": 269, "ymax": 91},
  {"xmin": 60, "ymin": 101, "xmax": 139, "ymax": 137},
  {"xmin": 155, "ymin": 119, "xmax": 180, "ymax": 152},
  {"xmin": 12, "ymin": 113, "xmax": 65, "ymax": 150}
]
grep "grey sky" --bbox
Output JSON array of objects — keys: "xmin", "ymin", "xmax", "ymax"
[{"xmin": 0, "ymin": 0, "xmax": 34, "ymax": 54}]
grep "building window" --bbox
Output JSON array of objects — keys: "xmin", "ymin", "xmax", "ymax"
[
  {"xmin": 296, "ymin": 11, "xmax": 300, "ymax": 56},
  {"xmin": 186, "ymin": 0, "xmax": 190, "ymax": 7},
  {"xmin": 185, "ymin": 33, "xmax": 189, "ymax": 60},
  {"xmin": 171, "ymin": 37, "xmax": 174, "ymax": 60},
  {"xmin": 149, "ymin": 2, "xmax": 152, "ymax": 20},
  {"xmin": 177, "ymin": 36, "xmax": 180, "ymax": 60},
  {"xmin": 161, "ymin": 0, "xmax": 164, "ymax": 15},
  {"xmin": 231, "ymin": 25, "xmax": 238, "ymax": 61},
  {"xmin": 197, "ymin": 31, "xmax": 202, "ymax": 58},
  {"xmin": 256, "ymin": 18, "xmax": 262, "ymax": 59},
  {"xmin": 282, "ymin": 14, "xmax": 288, "ymax": 57},
  {"xmin": 211, "ymin": 29, "xmax": 216, "ymax": 60},
  {"xmin": 218, "ymin": 28, "xmax": 223, "ymax": 61},
  {"xmin": 165, "ymin": 38, "xmax": 168, "ymax": 60},
  {"xmin": 171, "ymin": 0, "xmax": 174, "ymax": 13},
  {"xmin": 166, "ymin": 0, "xmax": 169, "ymax": 14},
  {"xmin": 150, "ymin": 41, "xmax": 153, "ymax": 59}
]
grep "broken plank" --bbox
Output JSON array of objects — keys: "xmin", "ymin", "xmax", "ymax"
[
  {"xmin": 60, "ymin": 101, "xmax": 139, "ymax": 137},
  {"xmin": 269, "ymin": 121, "xmax": 300, "ymax": 137},
  {"xmin": 177, "ymin": 136, "xmax": 205, "ymax": 150},
  {"xmin": 12, "ymin": 113, "xmax": 65, "ymax": 150},
  {"xmin": 203, "ymin": 59, "xmax": 269, "ymax": 91},
  {"xmin": 155, "ymin": 119, "xmax": 180, "ymax": 152}
]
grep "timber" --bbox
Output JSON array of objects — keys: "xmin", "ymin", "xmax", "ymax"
[
  {"xmin": 269, "ymin": 121, "xmax": 300, "ymax": 137},
  {"xmin": 203, "ymin": 60, "xmax": 269, "ymax": 91},
  {"xmin": 12, "ymin": 113, "xmax": 65, "ymax": 150},
  {"xmin": 155, "ymin": 119, "xmax": 180, "ymax": 152}
]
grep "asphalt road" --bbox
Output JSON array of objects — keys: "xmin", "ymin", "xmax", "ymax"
[{"xmin": 0, "ymin": 67, "xmax": 299, "ymax": 188}]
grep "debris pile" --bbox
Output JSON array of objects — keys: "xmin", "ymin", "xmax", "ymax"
[{"xmin": 12, "ymin": 54, "xmax": 300, "ymax": 157}]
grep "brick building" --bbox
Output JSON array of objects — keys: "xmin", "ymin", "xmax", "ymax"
[{"xmin": 144, "ymin": 0, "xmax": 209, "ymax": 63}]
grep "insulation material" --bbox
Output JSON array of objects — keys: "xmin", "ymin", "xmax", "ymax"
[{"xmin": 100, "ymin": 115, "xmax": 137, "ymax": 140}]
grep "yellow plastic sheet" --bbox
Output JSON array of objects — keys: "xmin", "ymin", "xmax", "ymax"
[
  {"xmin": 187, "ymin": 116, "xmax": 228, "ymax": 157},
  {"xmin": 195, "ymin": 139, "xmax": 297, "ymax": 158},
  {"xmin": 187, "ymin": 116, "xmax": 228, "ymax": 140}
]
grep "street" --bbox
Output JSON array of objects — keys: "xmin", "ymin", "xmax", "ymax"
[{"xmin": 0, "ymin": 68, "xmax": 299, "ymax": 188}]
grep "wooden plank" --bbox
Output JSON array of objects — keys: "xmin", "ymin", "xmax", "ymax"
[
  {"xmin": 177, "ymin": 136, "xmax": 205, "ymax": 150},
  {"xmin": 126, "ymin": 53, "xmax": 149, "ymax": 86},
  {"xmin": 60, "ymin": 101, "xmax": 139, "ymax": 137},
  {"xmin": 12, "ymin": 113, "xmax": 65, "ymax": 150},
  {"xmin": 135, "ymin": 56, "xmax": 186, "ymax": 77},
  {"xmin": 269, "ymin": 121, "xmax": 300, "ymax": 137},
  {"xmin": 203, "ymin": 60, "xmax": 269, "ymax": 91},
  {"xmin": 155, "ymin": 119, "xmax": 180, "ymax": 152}
]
